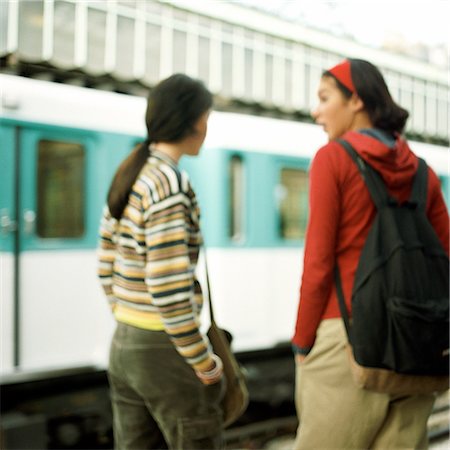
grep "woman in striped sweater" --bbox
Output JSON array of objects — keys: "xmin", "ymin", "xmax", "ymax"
[{"xmin": 97, "ymin": 74, "xmax": 224, "ymax": 450}]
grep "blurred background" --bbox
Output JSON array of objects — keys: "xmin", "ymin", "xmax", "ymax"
[{"xmin": 1, "ymin": 1, "xmax": 449, "ymax": 449}]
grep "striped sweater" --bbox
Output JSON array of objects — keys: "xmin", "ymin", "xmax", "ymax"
[{"xmin": 98, "ymin": 150, "xmax": 217, "ymax": 377}]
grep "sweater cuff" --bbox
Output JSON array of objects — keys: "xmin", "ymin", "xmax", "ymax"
[
  {"xmin": 292, "ymin": 343, "xmax": 312, "ymax": 356},
  {"xmin": 195, "ymin": 354, "xmax": 223, "ymax": 385}
]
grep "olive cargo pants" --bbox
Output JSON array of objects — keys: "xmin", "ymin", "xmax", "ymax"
[{"xmin": 108, "ymin": 322, "xmax": 225, "ymax": 450}]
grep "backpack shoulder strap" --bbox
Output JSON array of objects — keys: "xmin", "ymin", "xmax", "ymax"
[
  {"xmin": 334, "ymin": 265, "xmax": 351, "ymax": 340},
  {"xmin": 337, "ymin": 138, "xmax": 390, "ymax": 210},
  {"xmin": 409, "ymin": 158, "xmax": 428, "ymax": 210}
]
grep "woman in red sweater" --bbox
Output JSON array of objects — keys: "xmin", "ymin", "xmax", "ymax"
[{"xmin": 292, "ymin": 59, "xmax": 449, "ymax": 449}]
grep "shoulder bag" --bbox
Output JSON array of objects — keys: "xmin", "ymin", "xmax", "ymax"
[{"xmin": 203, "ymin": 249, "xmax": 249, "ymax": 427}]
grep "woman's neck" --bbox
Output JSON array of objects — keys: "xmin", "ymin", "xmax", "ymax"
[
  {"xmin": 350, "ymin": 111, "xmax": 373, "ymax": 132},
  {"xmin": 151, "ymin": 142, "xmax": 182, "ymax": 164}
]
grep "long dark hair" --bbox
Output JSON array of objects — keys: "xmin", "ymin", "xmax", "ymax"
[
  {"xmin": 325, "ymin": 58, "xmax": 409, "ymax": 135},
  {"xmin": 107, "ymin": 74, "xmax": 213, "ymax": 219}
]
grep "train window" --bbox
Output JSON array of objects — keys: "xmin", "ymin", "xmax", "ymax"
[
  {"xmin": 278, "ymin": 168, "xmax": 308, "ymax": 240},
  {"xmin": 229, "ymin": 155, "xmax": 245, "ymax": 242},
  {"xmin": 37, "ymin": 140, "xmax": 85, "ymax": 238}
]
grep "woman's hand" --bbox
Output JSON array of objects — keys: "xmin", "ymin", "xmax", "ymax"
[{"xmin": 295, "ymin": 353, "xmax": 307, "ymax": 364}]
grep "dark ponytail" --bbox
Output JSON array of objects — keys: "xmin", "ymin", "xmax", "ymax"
[
  {"xmin": 107, "ymin": 74, "xmax": 212, "ymax": 220},
  {"xmin": 349, "ymin": 59, "xmax": 409, "ymax": 134},
  {"xmin": 107, "ymin": 139, "xmax": 150, "ymax": 219}
]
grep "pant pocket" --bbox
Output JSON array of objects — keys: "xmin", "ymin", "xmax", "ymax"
[{"xmin": 177, "ymin": 412, "xmax": 223, "ymax": 450}]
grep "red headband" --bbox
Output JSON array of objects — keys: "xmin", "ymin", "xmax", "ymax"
[{"xmin": 327, "ymin": 59, "xmax": 355, "ymax": 93}]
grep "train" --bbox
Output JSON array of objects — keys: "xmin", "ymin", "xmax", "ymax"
[{"xmin": 1, "ymin": 73, "xmax": 449, "ymax": 448}]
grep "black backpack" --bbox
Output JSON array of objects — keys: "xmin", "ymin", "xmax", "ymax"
[{"xmin": 335, "ymin": 139, "xmax": 449, "ymax": 377}]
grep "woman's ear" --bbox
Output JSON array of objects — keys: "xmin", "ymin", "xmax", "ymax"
[{"xmin": 350, "ymin": 93, "xmax": 365, "ymax": 113}]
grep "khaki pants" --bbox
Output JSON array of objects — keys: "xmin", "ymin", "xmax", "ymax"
[
  {"xmin": 108, "ymin": 322, "xmax": 225, "ymax": 450},
  {"xmin": 294, "ymin": 319, "xmax": 435, "ymax": 450}
]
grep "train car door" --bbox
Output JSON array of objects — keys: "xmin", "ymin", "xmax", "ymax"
[
  {"xmin": 9, "ymin": 125, "xmax": 113, "ymax": 372},
  {"xmin": 0, "ymin": 123, "xmax": 18, "ymax": 374}
]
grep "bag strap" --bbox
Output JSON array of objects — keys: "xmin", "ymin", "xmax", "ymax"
[
  {"xmin": 202, "ymin": 246, "xmax": 216, "ymax": 325},
  {"xmin": 336, "ymin": 138, "xmax": 382, "ymax": 342},
  {"xmin": 337, "ymin": 138, "xmax": 391, "ymax": 210},
  {"xmin": 335, "ymin": 265, "xmax": 351, "ymax": 341},
  {"xmin": 409, "ymin": 158, "xmax": 428, "ymax": 209}
]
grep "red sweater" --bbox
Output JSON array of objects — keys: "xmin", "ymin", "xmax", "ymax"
[{"xmin": 292, "ymin": 131, "xmax": 449, "ymax": 352}]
